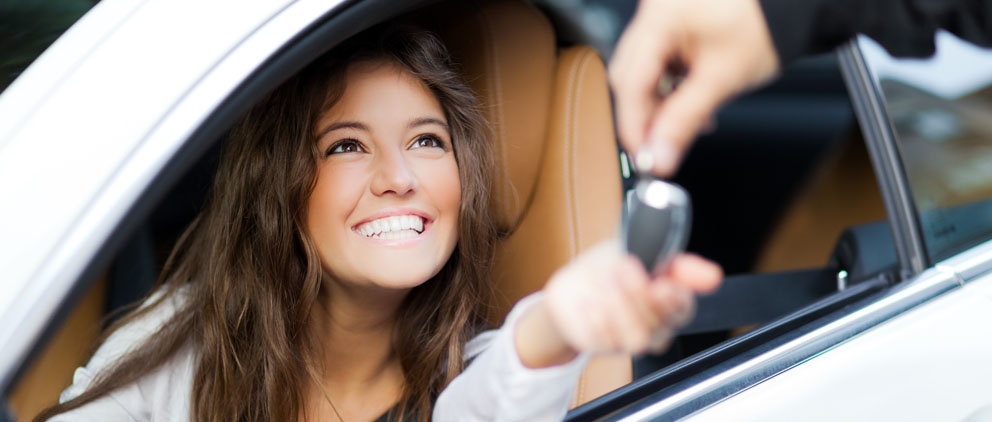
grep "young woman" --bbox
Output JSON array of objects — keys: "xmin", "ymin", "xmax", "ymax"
[{"xmin": 40, "ymin": 26, "xmax": 720, "ymax": 422}]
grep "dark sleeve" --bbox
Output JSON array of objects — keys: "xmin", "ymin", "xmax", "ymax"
[{"xmin": 759, "ymin": 0, "xmax": 992, "ymax": 65}]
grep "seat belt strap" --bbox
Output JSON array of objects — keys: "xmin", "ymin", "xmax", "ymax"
[{"xmin": 681, "ymin": 268, "xmax": 837, "ymax": 334}]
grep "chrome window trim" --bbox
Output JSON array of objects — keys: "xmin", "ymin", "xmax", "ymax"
[{"xmin": 837, "ymin": 39, "xmax": 929, "ymax": 277}]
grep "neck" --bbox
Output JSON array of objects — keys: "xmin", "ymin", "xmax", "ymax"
[{"xmin": 317, "ymin": 280, "xmax": 408, "ymax": 394}]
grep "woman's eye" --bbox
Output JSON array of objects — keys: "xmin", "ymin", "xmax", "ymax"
[
  {"xmin": 412, "ymin": 135, "xmax": 447, "ymax": 150},
  {"xmin": 327, "ymin": 140, "xmax": 363, "ymax": 155}
]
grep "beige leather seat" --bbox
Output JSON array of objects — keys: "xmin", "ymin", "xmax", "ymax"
[
  {"xmin": 418, "ymin": 0, "xmax": 632, "ymax": 406},
  {"xmin": 8, "ymin": 277, "xmax": 106, "ymax": 420}
]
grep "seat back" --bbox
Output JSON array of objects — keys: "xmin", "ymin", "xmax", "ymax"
[
  {"xmin": 7, "ymin": 277, "xmax": 106, "ymax": 420},
  {"xmin": 418, "ymin": 0, "xmax": 631, "ymax": 406}
]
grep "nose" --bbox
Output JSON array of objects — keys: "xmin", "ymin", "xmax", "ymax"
[{"xmin": 370, "ymin": 148, "xmax": 416, "ymax": 197}]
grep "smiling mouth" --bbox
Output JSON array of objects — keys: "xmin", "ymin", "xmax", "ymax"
[{"xmin": 354, "ymin": 215, "xmax": 426, "ymax": 240}]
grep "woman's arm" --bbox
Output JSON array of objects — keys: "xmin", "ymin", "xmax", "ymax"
[
  {"xmin": 433, "ymin": 293, "xmax": 589, "ymax": 422},
  {"xmin": 434, "ymin": 240, "xmax": 721, "ymax": 421}
]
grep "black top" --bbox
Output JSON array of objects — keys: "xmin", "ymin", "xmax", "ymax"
[
  {"xmin": 374, "ymin": 409, "xmax": 393, "ymax": 422},
  {"xmin": 759, "ymin": 0, "xmax": 992, "ymax": 64}
]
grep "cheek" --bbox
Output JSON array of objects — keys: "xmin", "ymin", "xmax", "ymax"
[
  {"xmin": 307, "ymin": 164, "xmax": 366, "ymax": 250},
  {"xmin": 412, "ymin": 155, "xmax": 462, "ymax": 251},
  {"xmin": 424, "ymin": 157, "xmax": 461, "ymax": 220}
]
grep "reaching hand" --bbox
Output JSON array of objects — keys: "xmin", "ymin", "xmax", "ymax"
[
  {"xmin": 540, "ymin": 240, "xmax": 721, "ymax": 356},
  {"xmin": 609, "ymin": 0, "xmax": 780, "ymax": 176}
]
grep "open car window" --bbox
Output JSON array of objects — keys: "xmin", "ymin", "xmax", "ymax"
[
  {"xmin": 534, "ymin": 3, "xmax": 900, "ymax": 388},
  {"xmin": 564, "ymin": 50, "xmax": 903, "ymax": 420}
]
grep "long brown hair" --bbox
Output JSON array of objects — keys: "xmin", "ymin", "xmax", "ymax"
[{"xmin": 38, "ymin": 26, "xmax": 498, "ymax": 422}]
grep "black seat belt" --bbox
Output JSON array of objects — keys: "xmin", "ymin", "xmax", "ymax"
[{"xmin": 680, "ymin": 268, "xmax": 837, "ymax": 334}]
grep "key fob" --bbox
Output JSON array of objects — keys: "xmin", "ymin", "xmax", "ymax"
[{"xmin": 624, "ymin": 178, "xmax": 692, "ymax": 274}]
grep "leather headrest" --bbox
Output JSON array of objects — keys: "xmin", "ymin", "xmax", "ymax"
[{"xmin": 415, "ymin": 0, "xmax": 556, "ymax": 231}]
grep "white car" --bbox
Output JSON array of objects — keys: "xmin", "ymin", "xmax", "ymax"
[{"xmin": 2, "ymin": 0, "xmax": 991, "ymax": 421}]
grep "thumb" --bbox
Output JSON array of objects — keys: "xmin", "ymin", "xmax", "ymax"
[{"xmin": 644, "ymin": 60, "xmax": 735, "ymax": 176}]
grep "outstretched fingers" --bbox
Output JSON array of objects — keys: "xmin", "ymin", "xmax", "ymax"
[
  {"xmin": 665, "ymin": 253, "xmax": 723, "ymax": 294},
  {"xmin": 611, "ymin": 255, "xmax": 662, "ymax": 353}
]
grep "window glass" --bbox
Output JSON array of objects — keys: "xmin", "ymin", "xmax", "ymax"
[
  {"xmin": 859, "ymin": 32, "xmax": 992, "ymax": 261},
  {"xmin": 0, "ymin": 0, "xmax": 96, "ymax": 94}
]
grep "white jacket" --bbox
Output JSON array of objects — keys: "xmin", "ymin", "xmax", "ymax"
[{"xmin": 52, "ymin": 292, "xmax": 589, "ymax": 422}]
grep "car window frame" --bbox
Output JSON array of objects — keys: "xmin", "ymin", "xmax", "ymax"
[{"xmin": 838, "ymin": 37, "xmax": 931, "ymax": 277}]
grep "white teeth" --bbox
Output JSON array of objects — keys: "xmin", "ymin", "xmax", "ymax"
[{"xmin": 356, "ymin": 214, "xmax": 426, "ymax": 238}]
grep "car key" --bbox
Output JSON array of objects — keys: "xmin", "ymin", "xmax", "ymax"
[
  {"xmin": 624, "ymin": 176, "xmax": 692, "ymax": 275},
  {"xmin": 623, "ymin": 68, "xmax": 691, "ymax": 274}
]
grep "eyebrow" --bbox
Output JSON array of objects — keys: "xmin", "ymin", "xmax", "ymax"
[
  {"xmin": 316, "ymin": 117, "xmax": 450, "ymax": 140},
  {"xmin": 409, "ymin": 117, "xmax": 450, "ymax": 133},
  {"xmin": 316, "ymin": 121, "xmax": 369, "ymax": 140}
]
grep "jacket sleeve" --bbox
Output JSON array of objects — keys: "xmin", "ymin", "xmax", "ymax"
[
  {"xmin": 433, "ymin": 293, "xmax": 591, "ymax": 422},
  {"xmin": 46, "ymin": 367, "xmax": 147, "ymax": 421},
  {"xmin": 759, "ymin": 0, "xmax": 992, "ymax": 64}
]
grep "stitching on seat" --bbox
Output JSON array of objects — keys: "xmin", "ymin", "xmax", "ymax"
[
  {"xmin": 562, "ymin": 50, "xmax": 583, "ymax": 258},
  {"xmin": 574, "ymin": 369, "xmax": 586, "ymax": 408},
  {"xmin": 567, "ymin": 50, "xmax": 595, "ymax": 408},
  {"xmin": 564, "ymin": 50, "xmax": 596, "ymax": 258},
  {"xmin": 571, "ymin": 50, "xmax": 594, "ymax": 252}
]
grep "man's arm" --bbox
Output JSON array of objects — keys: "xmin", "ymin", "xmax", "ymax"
[
  {"xmin": 763, "ymin": 0, "xmax": 992, "ymax": 65},
  {"xmin": 609, "ymin": 0, "xmax": 992, "ymax": 177}
]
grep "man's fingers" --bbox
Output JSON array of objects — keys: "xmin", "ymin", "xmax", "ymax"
[
  {"xmin": 609, "ymin": 18, "xmax": 674, "ymax": 161},
  {"xmin": 643, "ymin": 60, "xmax": 735, "ymax": 176}
]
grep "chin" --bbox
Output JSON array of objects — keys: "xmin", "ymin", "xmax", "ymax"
[{"xmin": 368, "ymin": 266, "xmax": 444, "ymax": 290}]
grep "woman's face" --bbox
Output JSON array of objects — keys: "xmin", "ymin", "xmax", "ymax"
[{"xmin": 308, "ymin": 61, "xmax": 461, "ymax": 291}]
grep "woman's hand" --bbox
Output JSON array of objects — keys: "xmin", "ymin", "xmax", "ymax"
[{"xmin": 515, "ymin": 239, "xmax": 722, "ymax": 368}]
